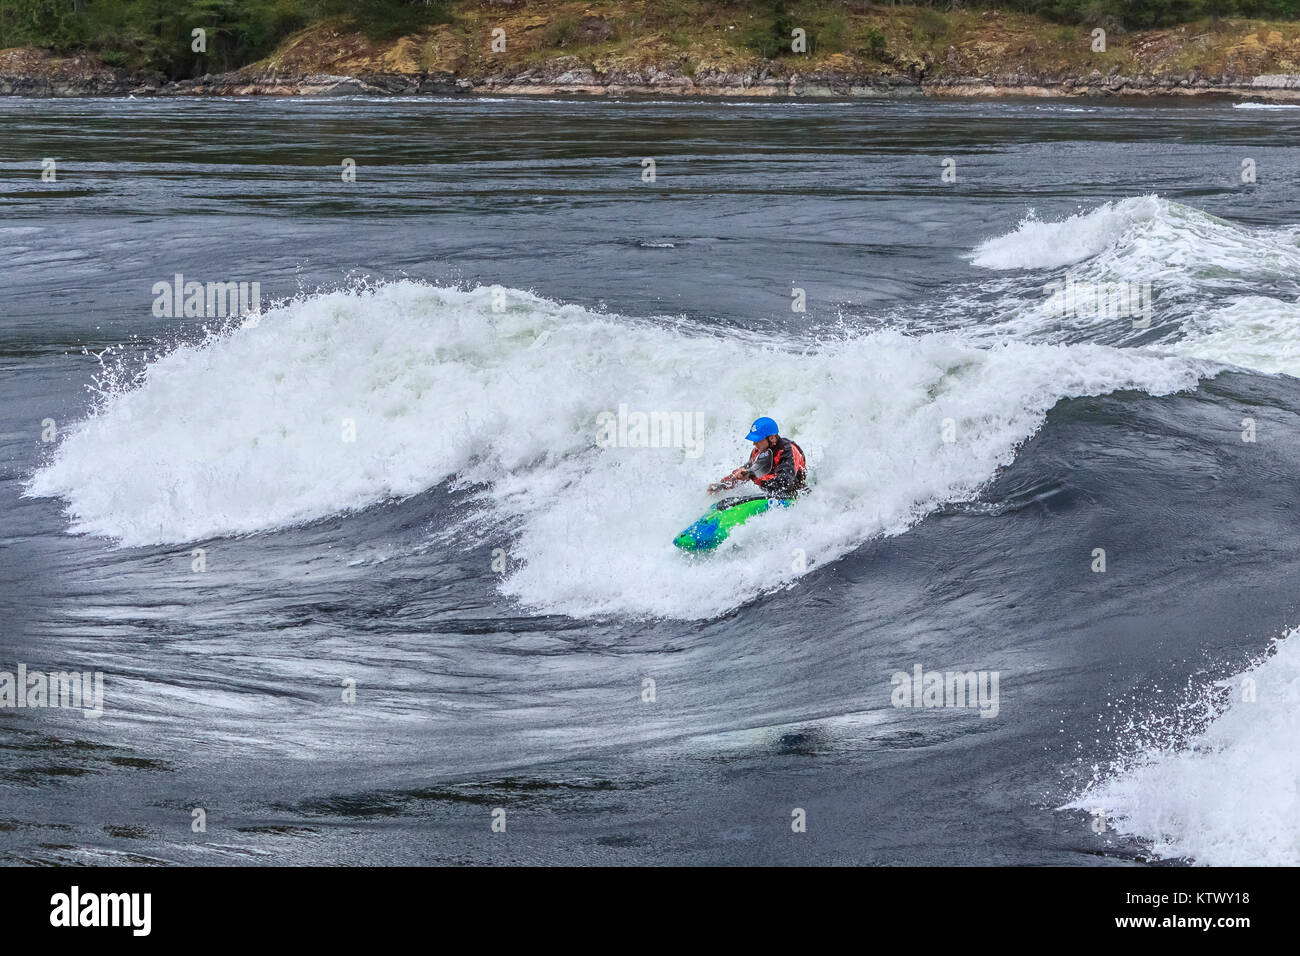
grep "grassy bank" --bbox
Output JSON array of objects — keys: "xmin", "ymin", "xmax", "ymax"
[
  {"xmin": 232, "ymin": 2, "xmax": 1300, "ymax": 87},
  {"xmin": 3, "ymin": 1, "xmax": 1300, "ymax": 86}
]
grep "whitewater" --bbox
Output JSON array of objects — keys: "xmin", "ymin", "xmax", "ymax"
[
  {"xmin": 969, "ymin": 195, "xmax": 1300, "ymax": 867},
  {"xmin": 27, "ymin": 281, "xmax": 1210, "ymax": 620},
  {"xmin": 8, "ymin": 96, "xmax": 1300, "ymax": 868},
  {"xmin": 24, "ymin": 194, "xmax": 1300, "ymax": 865}
]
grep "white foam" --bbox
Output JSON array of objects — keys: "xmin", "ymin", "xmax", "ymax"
[
  {"xmin": 1066, "ymin": 630, "xmax": 1300, "ymax": 866},
  {"xmin": 957, "ymin": 198, "xmax": 1300, "ymax": 366},
  {"xmin": 971, "ymin": 196, "xmax": 1300, "ymax": 286},
  {"xmin": 1170, "ymin": 295, "xmax": 1300, "ymax": 376},
  {"xmin": 27, "ymin": 281, "xmax": 1210, "ymax": 619},
  {"xmin": 969, "ymin": 198, "xmax": 1164, "ymax": 271}
]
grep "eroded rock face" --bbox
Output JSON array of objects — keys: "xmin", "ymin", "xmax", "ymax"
[
  {"xmin": 577, "ymin": 16, "xmax": 615, "ymax": 44},
  {"xmin": 0, "ymin": 48, "xmax": 159, "ymax": 95},
  {"xmin": 1253, "ymin": 73, "xmax": 1300, "ymax": 87},
  {"xmin": 3, "ymin": 61, "xmax": 1279, "ymax": 98}
]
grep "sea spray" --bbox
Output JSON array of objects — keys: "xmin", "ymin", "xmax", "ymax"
[
  {"xmin": 1065, "ymin": 629, "xmax": 1300, "ymax": 866},
  {"xmin": 28, "ymin": 280, "xmax": 1212, "ymax": 620}
]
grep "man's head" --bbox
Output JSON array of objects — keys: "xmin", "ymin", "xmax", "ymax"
[{"xmin": 745, "ymin": 416, "xmax": 779, "ymax": 449}]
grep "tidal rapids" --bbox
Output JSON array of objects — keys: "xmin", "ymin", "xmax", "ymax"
[{"xmin": 2, "ymin": 96, "xmax": 1298, "ymax": 865}]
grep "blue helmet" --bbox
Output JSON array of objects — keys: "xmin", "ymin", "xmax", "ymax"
[{"xmin": 745, "ymin": 417, "xmax": 779, "ymax": 442}]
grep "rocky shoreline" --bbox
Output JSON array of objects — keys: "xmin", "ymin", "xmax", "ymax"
[{"xmin": 4, "ymin": 49, "xmax": 1300, "ymax": 100}]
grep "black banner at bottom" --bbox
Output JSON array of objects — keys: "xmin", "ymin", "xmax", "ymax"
[{"xmin": 0, "ymin": 865, "xmax": 1274, "ymax": 941}]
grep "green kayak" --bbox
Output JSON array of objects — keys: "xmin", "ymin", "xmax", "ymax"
[{"xmin": 673, "ymin": 495, "xmax": 794, "ymax": 552}]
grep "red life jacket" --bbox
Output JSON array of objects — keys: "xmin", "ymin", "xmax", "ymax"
[{"xmin": 748, "ymin": 438, "xmax": 807, "ymax": 489}]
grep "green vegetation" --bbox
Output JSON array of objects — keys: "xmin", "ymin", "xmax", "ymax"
[
  {"xmin": 348, "ymin": 0, "xmax": 453, "ymax": 42},
  {"xmin": 862, "ymin": 26, "xmax": 888, "ymax": 60},
  {"xmin": 539, "ymin": 13, "xmax": 582, "ymax": 51},
  {"xmin": 0, "ymin": 0, "xmax": 453, "ymax": 74},
  {"xmin": 2, "ymin": 0, "xmax": 1300, "ymax": 80},
  {"xmin": 736, "ymin": 0, "xmax": 1300, "ymax": 57},
  {"xmin": 1008, "ymin": 0, "xmax": 1300, "ymax": 30},
  {"xmin": 742, "ymin": 0, "xmax": 797, "ymax": 58},
  {"xmin": 912, "ymin": 8, "xmax": 949, "ymax": 44}
]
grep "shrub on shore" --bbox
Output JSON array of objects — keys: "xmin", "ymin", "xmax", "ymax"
[{"xmin": 2, "ymin": 0, "xmax": 1299, "ymax": 79}]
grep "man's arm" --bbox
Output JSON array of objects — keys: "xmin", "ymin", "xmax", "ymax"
[{"xmin": 708, "ymin": 466, "xmax": 751, "ymax": 494}]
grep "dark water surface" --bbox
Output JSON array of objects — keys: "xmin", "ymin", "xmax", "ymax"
[{"xmin": 2, "ymin": 95, "xmax": 1299, "ymax": 864}]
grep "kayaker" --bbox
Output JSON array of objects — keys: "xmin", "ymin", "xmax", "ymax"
[{"xmin": 708, "ymin": 417, "xmax": 807, "ymax": 498}]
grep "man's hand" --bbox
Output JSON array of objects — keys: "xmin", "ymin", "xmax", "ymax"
[{"xmin": 708, "ymin": 469, "xmax": 750, "ymax": 494}]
